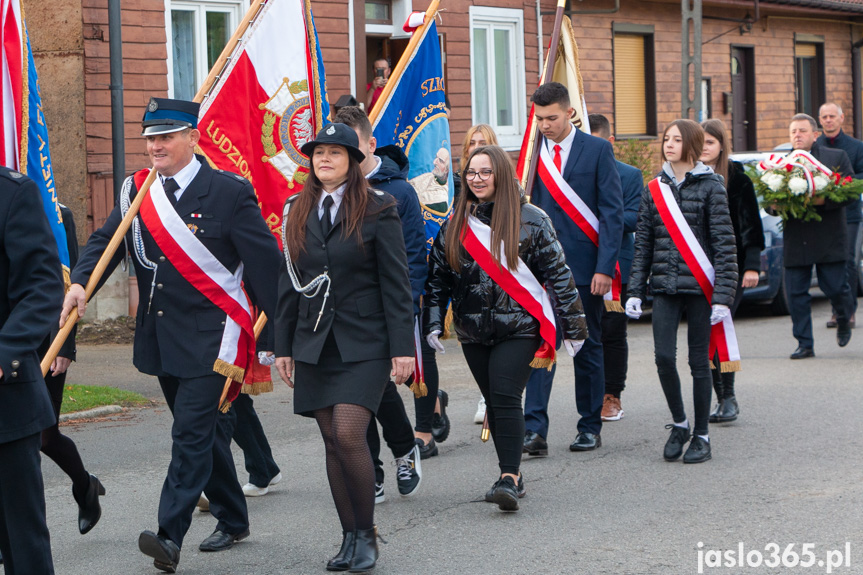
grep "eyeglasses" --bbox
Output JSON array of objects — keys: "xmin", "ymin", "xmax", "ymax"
[{"xmin": 465, "ymin": 169, "xmax": 493, "ymax": 181}]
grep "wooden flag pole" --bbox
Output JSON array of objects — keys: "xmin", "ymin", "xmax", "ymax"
[
  {"xmin": 520, "ymin": 47, "xmax": 554, "ymax": 191},
  {"xmin": 522, "ymin": 0, "xmax": 567, "ymax": 198},
  {"xmin": 41, "ymin": 0, "xmax": 268, "ymax": 377},
  {"xmin": 367, "ymin": 0, "xmax": 440, "ymax": 124}
]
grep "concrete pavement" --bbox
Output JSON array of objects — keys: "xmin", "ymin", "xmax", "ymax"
[{"xmin": 45, "ymin": 298, "xmax": 863, "ymax": 574}]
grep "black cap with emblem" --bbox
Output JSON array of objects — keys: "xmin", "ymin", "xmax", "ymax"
[
  {"xmin": 141, "ymin": 97, "xmax": 201, "ymax": 136},
  {"xmin": 300, "ymin": 123, "xmax": 366, "ymax": 163}
]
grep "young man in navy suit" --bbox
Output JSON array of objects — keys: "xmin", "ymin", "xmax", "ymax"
[{"xmin": 523, "ymin": 83, "xmax": 624, "ymax": 454}]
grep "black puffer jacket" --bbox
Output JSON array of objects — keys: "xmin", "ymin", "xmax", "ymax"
[
  {"xmin": 424, "ymin": 200, "xmax": 587, "ymax": 345},
  {"xmin": 629, "ymin": 164, "xmax": 738, "ymax": 307},
  {"xmin": 726, "ymin": 160, "xmax": 764, "ymax": 274}
]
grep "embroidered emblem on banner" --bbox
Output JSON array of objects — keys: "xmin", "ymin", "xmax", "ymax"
[{"xmin": 259, "ymin": 77, "xmax": 314, "ymax": 189}]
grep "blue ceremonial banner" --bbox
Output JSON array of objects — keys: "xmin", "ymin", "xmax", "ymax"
[
  {"xmin": 24, "ymin": 28, "xmax": 70, "ymax": 276},
  {"xmin": 371, "ymin": 20, "xmax": 452, "ymax": 254}
]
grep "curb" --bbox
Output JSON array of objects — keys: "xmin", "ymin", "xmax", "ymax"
[{"xmin": 59, "ymin": 404, "xmax": 124, "ymax": 423}]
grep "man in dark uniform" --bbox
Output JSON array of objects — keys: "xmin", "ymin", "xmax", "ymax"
[
  {"xmin": 0, "ymin": 167, "xmax": 63, "ymax": 574},
  {"xmin": 61, "ymin": 98, "xmax": 282, "ymax": 573},
  {"xmin": 783, "ymin": 113, "xmax": 855, "ymax": 359}
]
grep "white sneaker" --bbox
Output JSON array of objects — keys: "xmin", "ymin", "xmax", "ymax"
[
  {"xmin": 374, "ymin": 482, "xmax": 386, "ymax": 504},
  {"xmin": 474, "ymin": 396, "xmax": 486, "ymax": 424},
  {"xmin": 242, "ymin": 483, "xmax": 269, "ymax": 497},
  {"xmin": 197, "ymin": 493, "xmax": 210, "ymax": 512},
  {"xmin": 268, "ymin": 472, "xmax": 283, "ymax": 486}
]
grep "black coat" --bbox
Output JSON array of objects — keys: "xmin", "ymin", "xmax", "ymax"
[
  {"xmin": 629, "ymin": 168, "xmax": 738, "ymax": 306},
  {"xmin": 726, "ymin": 161, "xmax": 765, "ymax": 274},
  {"xmin": 0, "ymin": 168, "xmax": 63, "ymax": 443},
  {"xmin": 816, "ymin": 130, "xmax": 863, "ymax": 224},
  {"xmin": 38, "ymin": 205, "xmax": 79, "ymax": 361},
  {"xmin": 424, "ymin": 200, "xmax": 587, "ymax": 346},
  {"xmin": 781, "ymin": 143, "xmax": 854, "ymax": 267},
  {"xmin": 275, "ymin": 190, "xmax": 415, "ymax": 363},
  {"xmin": 72, "ymin": 156, "xmax": 282, "ymax": 378}
]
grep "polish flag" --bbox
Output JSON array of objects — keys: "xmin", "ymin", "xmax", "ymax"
[{"xmin": 197, "ymin": 0, "xmax": 329, "ymax": 247}]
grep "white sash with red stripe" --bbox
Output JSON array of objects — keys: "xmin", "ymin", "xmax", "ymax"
[
  {"xmin": 138, "ymin": 176, "xmax": 256, "ymax": 383},
  {"xmin": 461, "ymin": 214, "xmax": 557, "ymax": 369},
  {"xmin": 536, "ymin": 142, "xmax": 623, "ymax": 311},
  {"xmin": 647, "ymin": 178, "xmax": 741, "ymax": 372}
]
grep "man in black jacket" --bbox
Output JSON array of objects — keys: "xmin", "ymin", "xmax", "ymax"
[
  {"xmin": 817, "ymin": 103, "xmax": 862, "ymax": 327},
  {"xmin": 335, "ymin": 106, "xmax": 426, "ymax": 501},
  {"xmin": 0, "ymin": 167, "xmax": 63, "ymax": 574},
  {"xmin": 784, "ymin": 113, "xmax": 855, "ymax": 358}
]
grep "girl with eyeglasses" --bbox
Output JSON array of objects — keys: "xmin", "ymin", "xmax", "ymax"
[{"xmin": 423, "ymin": 145, "xmax": 587, "ymax": 511}]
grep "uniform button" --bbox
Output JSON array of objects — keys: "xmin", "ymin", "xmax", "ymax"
[
  {"xmin": 10, "ymin": 371, "xmax": 17, "ymax": 378},
  {"xmin": 221, "ymin": 321, "xmax": 226, "ymax": 325},
  {"xmin": 200, "ymin": 230, "xmax": 205, "ymax": 234},
  {"xmin": 157, "ymin": 310, "xmax": 164, "ymax": 317},
  {"xmin": 159, "ymin": 256, "xmax": 166, "ymax": 262},
  {"xmin": 322, "ymin": 243, "xmax": 326, "ymax": 249},
  {"xmin": 156, "ymin": 283, "xmax": 164, "ymax": 290},
  {"xmin": 11, "ymin": 360, "xmax": 19, "ymax": 369}
]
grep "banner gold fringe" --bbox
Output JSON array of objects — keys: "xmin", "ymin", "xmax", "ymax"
[
  {"xmin": 241, "ymin": 380, "xmax": 273, "ymax": 396},
  {"xmin": 213, "ymin": 359, "xmax": 245, "ymax": 384},
  {"xmin": 219, "ymin": 400, "xmax": 232, "ymax": 413},
  {"xmin": 62, "ymin": 266, "xmax": 71, "ymax": 291},
  {"xmin": 529, "ymin": 356, "xmax": 555, "ymax": 371},
  {"xmin": 442, "ymin": 304, "xmax": 454, "ymax": 340},
  {"xmin": 720, "ymin": 360, "xmax": 741, "ymax": 373},
  {"xmin": 604, "ymin": 300, "xmax": 624, "ymax": 313},
  {"xmin": 409, "ymin": 379, "xmax": 428, "ymax": 398}
]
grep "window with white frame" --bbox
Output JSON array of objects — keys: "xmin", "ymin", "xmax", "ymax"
[
  {"xmin": 469, "ymin": 7, "xmax": 525, "ymax": 149},
  {"xmin": 166, "ymin": 0, "xmax": 247, "ymax": 100}
]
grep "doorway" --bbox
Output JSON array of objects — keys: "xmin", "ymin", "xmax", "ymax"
[{"xmin": 731, "ymin": 46, "xmax": 757, "ymax": 151}]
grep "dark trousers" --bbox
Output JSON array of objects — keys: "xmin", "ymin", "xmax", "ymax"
[
  {"xmin": 0, "ymin": 433, "xmax": 54, "ymax": 574},
  {"xmin": 462, "ymin": 338, "xmax": 540, "ymax": 475},
  {"xmin": 712, "ymin": 276, "xmax": 746, "ymax": 399},
  {"xmin": 524, "ymin": 287, "xmax": 605, "ymax": 438},
  {"xmin": 602, "ymin": 284, "xmax": 629, "ymax": 397},
  {"xmin": 842, "ymin": 222, "xmax": 860, "ymax": 315},
  {"xmin": 786, "ymin": 262, "xmax": 853, "ymax": 350},
  {"xmin": 157, "ymin": 374, "xmax": 249, "ymax": 548},
  {"xmin": 367, "ymin": 380, "xmax": 416, "ymax": 484},
  {"xmin": 652, "ymin": 294, "xmax": 713, "ymax": 436},
  {"xmin": 413, "ymin": 336, "xmax": 439, "ymax": 433},
  {"xmin": 225, "ymin": 393, "xmax": 280, "ymax": 488}
]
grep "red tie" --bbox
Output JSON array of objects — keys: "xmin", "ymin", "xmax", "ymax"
[{"xmin": 553, "ymin": 144, "xmax": 562, "ymax": 173}]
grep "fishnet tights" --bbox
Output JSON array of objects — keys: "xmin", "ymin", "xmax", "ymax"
[{"xmin": 314, "ymin": 404, "xmax": 375, "ymax": 532}]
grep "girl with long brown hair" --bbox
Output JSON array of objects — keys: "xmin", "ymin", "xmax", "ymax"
[
  {"xmin": 424, "ymin": 145, "xmax": 586, "ymax": 511},
  {"xmin": 275, "ymin": 123, "xmax": 415, "ymax": 572}
]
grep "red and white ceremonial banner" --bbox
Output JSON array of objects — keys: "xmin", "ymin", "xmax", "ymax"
[
  {"xmin": 1, "ymin": 0, "xmax": 23, "ymax": 168},
  {"xmin": 648, "ymin": 178, "xmax": 741, "ymax": 372},
  {"xmin": 536, "ymin": 143, "xmax": 624, "ymax": 311},
  {"xmin": 461, "ymin": 214, "xmax": 557, "ymax": 369},
  {"xmin": 197, "ymin": 0, "xmax": 328, "ymax": 246},
  {"xmin": 136, "ymin": 170, "xmax": 256, "ymax": 390}
]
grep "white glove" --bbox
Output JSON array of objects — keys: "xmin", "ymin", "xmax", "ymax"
[
  {"xmin": 563, "ymin": 339, "xmax": 585, "ymax": 357},
  {"xmin": 625, "ymin": 297, "xmax": 643, "ymax": 319},
  {"xmin": 258, "ymin": 351, "xmax": 275, "ymax": 366},
  {"xmin": 710, "ymin": 304, "xmax": 730, "ymax": 325},
  {"xmin": 426, "ymin": 330, "xmax": 445, "ymax": 354}
]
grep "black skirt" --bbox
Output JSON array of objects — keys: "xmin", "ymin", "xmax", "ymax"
[{"xmin": 293, "ymin": 330, "xmax": 390, "ymax": 417}]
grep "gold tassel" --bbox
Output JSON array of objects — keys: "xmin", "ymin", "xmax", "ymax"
[
  {"xmin": 441, "ymin": 304, "xmax": 454, "ymax": 340},
  {"xmin": 62, "ymin": 266, "xmax": 71, "ymax": 292},
  {"xmin": 409, "ymin": 379, "xmax": 428, "ymax": 398},
  {"xmin": 213, "ymin": 359, "xmax": 245, "ymax": 384},
  {"xmin": 529, "ymin": 356, "xmax": 555, "ymax": 371},
  {"xmin": 604, "ymin": 300, "xmax": 624, "ymax": 313},
  {"xmin": 241, "ymin": 380, "xmax": 274, "ymax": 396},
  {"xmin": 219, "ymin": 400, "xmax": 232, "ymax": 413},
  {"xmin": 720, "ymin": 360, "xmax": 741, "ymax": 373}
]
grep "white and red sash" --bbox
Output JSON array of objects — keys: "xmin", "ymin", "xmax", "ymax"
[
  {"xmin": 135, "ymin": 170, "xmax": 257, "ymax": 393},
  {"xmin": 648, "ymin": 178, "xmax": 741, "ymax": 372},
  {"xmin": 536, "ymin": 141, "xmax": 623, "ymax": 311},
  {"xmin": 461, "ymin": 214, "xmax": 557, "ymax": 369}
]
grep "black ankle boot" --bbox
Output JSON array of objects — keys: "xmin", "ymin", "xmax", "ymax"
[
  {"xmin": 76, "ymin": 474, "xmax": 106, "ymax": 535},
  {"xmin": 348, "ymin": 527, "xmax": 379, "ymax": 573},
  {"xmin": 716, "ymin": 396, "xmax": 739, "ymax": 422},
  {"xmin": 326, "ymin": 531, "xmax": 356, "ymax": 571},
  {"xmin": 708, "ymin": 399, "xmax": 724, "ymax": 423}
]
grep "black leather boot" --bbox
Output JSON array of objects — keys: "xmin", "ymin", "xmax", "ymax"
[
  {"xmin": 708, "ymin": 399, "xmax": 724, "ymax": 423},
  {"xmin": 76, "ymin": 474, "xmax": 106, "ymax": 534},
  {"xmin": 326, "ymin": 531, "xmax": 356, "ymax": 571},
  {"xmin": 348, "ymin": 527, "xmax": 379, "ymax": 573},
  {"xmin": 716, "ymin": 396, "xmax": 739, "ymax": 422}
]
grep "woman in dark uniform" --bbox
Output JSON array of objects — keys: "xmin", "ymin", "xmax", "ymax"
[{"xmin": 275, "ymin": 123, "xmax": 414, "ymax": 573}]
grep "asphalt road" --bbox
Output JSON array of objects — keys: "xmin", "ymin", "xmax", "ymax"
[{"xmin": 45, "ymin": 298, "xmax": 863, "ymax": 575}]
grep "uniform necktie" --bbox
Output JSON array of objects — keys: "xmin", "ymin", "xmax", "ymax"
[
  {"xmin": 321, "ymin": 195, "xmax": 334, "ymax": 236},
  {"xmin": 163, "ymin": 178, "xmax": 180, "ymax": 207},
  {"xmin": 553, "ymin": 145, "xmax": 562, "ymax": 173}
]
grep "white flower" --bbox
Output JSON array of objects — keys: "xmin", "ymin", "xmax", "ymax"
[
  {"xmin": 813, "ymin": 174, "xmax": 830, "ymax": 191},
  {"xmin": 761, "ymin": 172, "xmax": 785, "ymax": 192},
  {"xmin": 788, "ymin": 177, "xmax": 809, "ymax": 196}
]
